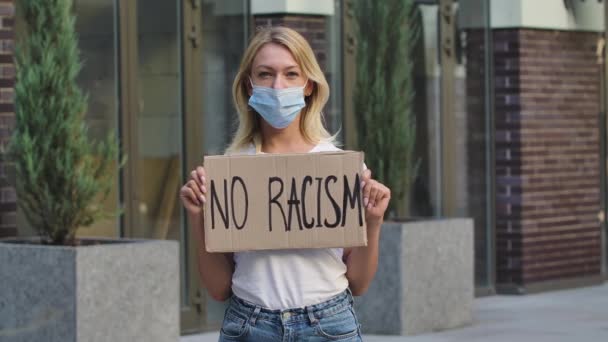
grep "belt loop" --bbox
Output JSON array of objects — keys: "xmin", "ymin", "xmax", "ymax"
[
  {"xmin": 306, "ymin": 306, "xmax": 318, "ymax": 325},
  {"xmin": 346, "ymin": 288, "xmax": 358, "ymax": 317},
  {"xmin": 249, "ymin": 306, "xmax": 262, "ymax": 326},
  {"xmin": 346, "ymin": 287, "xmax": 354, "ymax": 304}
]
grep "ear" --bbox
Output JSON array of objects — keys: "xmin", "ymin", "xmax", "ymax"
[{"xmin": 304, "ymin": 80, "xmax": 314, "ymax": 97}]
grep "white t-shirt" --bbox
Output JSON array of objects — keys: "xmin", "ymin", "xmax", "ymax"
[{"xmin": 230, "ymin": 141, "xmax": 350, "ymax": 310}]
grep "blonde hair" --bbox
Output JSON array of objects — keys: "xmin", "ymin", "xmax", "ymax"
[{"xmin": 227, "ymin": 26, "xmax": 335, "ymax": 153}]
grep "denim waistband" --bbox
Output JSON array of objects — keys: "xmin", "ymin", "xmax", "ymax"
[{"xmin": 228, "ymin": 289, "xmax": 354, "ymax": 325}]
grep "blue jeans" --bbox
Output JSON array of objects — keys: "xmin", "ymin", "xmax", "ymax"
[{"xmin": 218, "ymin": 290, "xmax": 363, "ymax": 341}]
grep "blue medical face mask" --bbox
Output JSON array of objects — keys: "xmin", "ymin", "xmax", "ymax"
[{"xmin": 248, "ymin": 79, "xmax": 307, "ymax": 129}]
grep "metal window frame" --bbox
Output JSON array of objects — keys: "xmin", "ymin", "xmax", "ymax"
[
  {"xmin": 181, "ymin": 0, "xmax": 207, "ymax": 333},
  {"xmin": 117, "ymin": 0, "xmax": 139, "ymax": 238},
  {"xmin": 484, "ymin": 0, "xmax": 498, "ymax": 295}
]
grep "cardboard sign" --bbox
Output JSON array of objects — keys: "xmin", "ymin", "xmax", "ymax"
[{"xmin": 203, "ymin": 151, "xmax": 367, "ymax": 252}]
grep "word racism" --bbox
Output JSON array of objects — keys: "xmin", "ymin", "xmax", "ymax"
[{"xmin": 209, "ymin": 174, "xmax": 364, "ymax": 232}]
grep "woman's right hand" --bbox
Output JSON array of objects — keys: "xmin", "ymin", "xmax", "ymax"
[{"xmin": 180, "ymin": 166, "xmax": 207, "ymax": 216}]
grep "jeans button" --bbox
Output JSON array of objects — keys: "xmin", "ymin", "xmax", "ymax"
[{"xmin": 282, "ymin": 312, "xmax": 291, "ymax": 320}]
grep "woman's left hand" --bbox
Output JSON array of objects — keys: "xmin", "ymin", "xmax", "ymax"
[{"xmin": 361, "ymin": 169, "xmax": 391, "ymax": 226}]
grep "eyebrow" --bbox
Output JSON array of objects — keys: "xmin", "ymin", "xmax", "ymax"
[{"xmin": 255, "ymin": 65, "xmax": 300, "ymax": 70}]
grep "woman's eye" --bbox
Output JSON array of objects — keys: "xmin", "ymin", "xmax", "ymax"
[
  {"xmin": 287, "ymin": 72, "xmax": 299, "ymax": 78},
  {"xmin": 258, "ymin": 72, "xmax": 271, "ymax": 78}
]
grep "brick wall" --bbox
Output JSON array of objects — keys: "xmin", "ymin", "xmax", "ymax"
[
  {"xmin": 493, "ymin": 29, "xmax": 602, "ymax": 289},
  {"xmin": 253, "ymin": 15, "xmax": 327, "ymax": 70},
  {"xmin": 0, "ymin": 0, "xmax": 15, "ymax": 238}
]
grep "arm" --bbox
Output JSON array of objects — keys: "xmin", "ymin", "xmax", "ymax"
[
  {"xmin": 343, "ymin": 169, "xmax": 390, "ymax": 296},
  {"xmin": 181, "ymin": 166, "xmax": 234, "ymax": 301},
  {"xmin": 189, "ymin": 212, "xmax": 234, "ymax": 301}
]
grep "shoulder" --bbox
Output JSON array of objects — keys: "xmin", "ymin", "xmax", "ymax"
[
  {"xmin": 313, "ymin": 141, "xmax": 367, "ymax": 170},
  {"xmin": 312, "ymin": 141, "xmax": 342, "ymax": 153},
  {"xmin": 225, "ymin": 143, "xmax": 256, "ymax": 156}
]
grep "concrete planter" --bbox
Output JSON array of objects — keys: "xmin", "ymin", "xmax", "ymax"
[
  {"xmin": 355, "ymin": 218, "xmax": 474, "ymax": 335},
  {"xmin": 0, "ymin": 238, "xmax": 179, "ymax": 342}
]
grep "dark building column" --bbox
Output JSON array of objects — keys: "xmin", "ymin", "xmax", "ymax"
[
  {"xmin": 0, "ymin": 0, "xmax": 15, "ymax": 238},
  {"xmin": 464, "ymin": 28, "xmax": 493, "ymax": 287}
]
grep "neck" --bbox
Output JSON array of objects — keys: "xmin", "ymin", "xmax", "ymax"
[{"xmin": 260, "ymin": 114, "xmax": 315, "ymax": 153}]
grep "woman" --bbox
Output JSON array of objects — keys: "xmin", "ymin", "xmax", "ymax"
[{"xmin": 180, "ymin": 26, "xmax": 390, "ymax": 341}]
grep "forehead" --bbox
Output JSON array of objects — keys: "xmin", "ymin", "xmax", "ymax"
[{"xmin": 252, "ymin": 43, "xmax": 300, "ymax": 70}]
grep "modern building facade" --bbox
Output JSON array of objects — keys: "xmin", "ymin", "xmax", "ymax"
[{"xmin": 0, "ymin": 0, "xmax": 606, "ymax": 334}]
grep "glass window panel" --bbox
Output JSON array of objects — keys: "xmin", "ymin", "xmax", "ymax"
[
  {"xmin": 411, "ymin": 2, "xmax": 442, "ymax": 218},
  {"xmin": 74, "ymin": 0, "xmax": 120, "ymax": 238},
  {"xmin": 325, "ymin": 0, "xmax": 343, "ymax": 136},
  {"xmin": 201, "ymin": 0, "xmax": 248, "ymax": 156},
  {"xmin": 135, "ymin": 0, "xmax": 182, "ymax": 241},
  {"xmin": 199, "ymin": 0, "xmax": 248, "ymax": 326},
  {"xmin": 135, "ymin": 0, "xmax": 185, "ymax": 304}
]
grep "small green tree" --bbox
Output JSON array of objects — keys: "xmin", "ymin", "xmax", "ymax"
[
  {"xmin": 10, "ymin": 0, "xmax": 121, "ymax": 245},
  {"xmin": 353, "ymin": 0, "xmax": 419, "ymax": 218}
]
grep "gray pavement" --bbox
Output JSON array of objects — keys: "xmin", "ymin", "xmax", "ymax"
[{"xmin": 181, "ymin": 282, "xmax": 608, "ymax": 341}]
